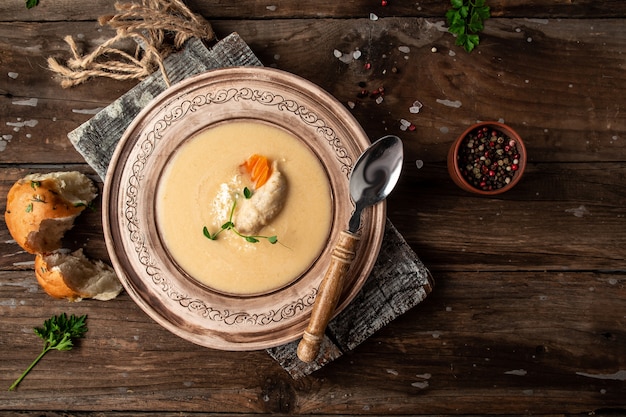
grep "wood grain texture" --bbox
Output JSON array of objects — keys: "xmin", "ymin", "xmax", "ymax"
[
  {"xmin": 2, "ymin": 0, "xmax": 626, "ymax": 21},
  {"xmin": 0, "ymin": 1, "xmax": 625, "ymax": 415}
]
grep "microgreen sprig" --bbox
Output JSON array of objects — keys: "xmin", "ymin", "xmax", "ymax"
[
  {"xmin": 9, "ymin": 313, "xmax": 88, "ymax": 391},
  {"xmin": 446, "ymin": 0, "xmax": 491, "ymax": 53},
  {"xmin": 203, "ymin": 187, "xmax": 279, "ymax": 245}
]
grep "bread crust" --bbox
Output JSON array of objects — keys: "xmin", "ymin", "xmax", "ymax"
[
  {"xmin": 4, "ymin": 172, "xmax": 96, "ymax": 253},
  {"xmin": 34, "ymin": 252, "xmax": 83, "ymax": 300},
  {"xmin": 34, "ymin": 249, "xmax": 123, "ymax": 302},
  {"xmin": 4, "ymin": 171, "xmax": 121, "ymax": 302}
]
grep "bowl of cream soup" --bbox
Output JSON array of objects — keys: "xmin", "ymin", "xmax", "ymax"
[{"xmin": 103, "ymin": 67, "xmax": 386, "ymax": 350}]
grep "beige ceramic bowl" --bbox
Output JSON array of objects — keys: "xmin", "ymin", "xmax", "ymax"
[{"xmin": 103, "ymin": 67, "xmax": 386, "ymax": 351}]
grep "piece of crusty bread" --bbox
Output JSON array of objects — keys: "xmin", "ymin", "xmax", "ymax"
[
  {"xmin": 35, "ymin": 249, "xmax": 123, "ymax": 301},
  {"xmin": 4, "ymin": 171, "xmax": 97, "ymax": 254}
]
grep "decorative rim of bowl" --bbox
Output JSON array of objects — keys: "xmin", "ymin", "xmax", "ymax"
[{"xmin": 102, "ymin": 67, "xmax": 386, "ymax": 350}]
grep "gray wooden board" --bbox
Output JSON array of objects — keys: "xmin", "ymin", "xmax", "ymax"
[{"xmin": 67, "ymin": 32, "xmax": 434, "ymax": 379}]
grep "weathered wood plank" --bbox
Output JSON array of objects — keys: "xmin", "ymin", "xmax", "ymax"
[
  {"xmin": 1, "ymin": 3, "xmax": 625, "ymax": 415},
  {"xmin": 1, "ymin": 269, "xmax": 623, "ymax": 413},
  {"xmin": 2, "ymin": 0, "xmax": 625, "ymax": 22},
  {"xmin": 2, "ymin": 161, "xmax": 624, "ymax": 273},
  {"xmin": 2, "ymin": 18, "xmax": 625, "ymax": 165}
]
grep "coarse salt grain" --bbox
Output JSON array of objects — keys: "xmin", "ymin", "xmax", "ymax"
[
  {"xmin": 370, "ymin": 13, "xmax": 379, "ymax": 21},
  {"xmin": 353, "ymin": 50, "xmax": 362, "ymax": 59},
  {"xmin": 409, "ymin": 100, "xmax": 423, "ymax": 114},
  {"xmin": 398, "ymin": 46, "xmax": 410, "ymax": 54},
  {"xmin": 333, "ymin": 49, "xmax": 342, "ymax": 58}
]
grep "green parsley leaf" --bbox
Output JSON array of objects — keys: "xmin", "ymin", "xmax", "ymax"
[
  {"xmin": 9, "ymin": 313, "xmax": 88, "ymax": 391},
  {"xmin": 446, "ymin": 0, "xmax": 490, "ymax": 52},
  {"xmin": 25, "ymin": 0, "xmax": 40, "ymax": 9}
]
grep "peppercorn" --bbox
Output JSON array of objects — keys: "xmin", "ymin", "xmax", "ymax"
[{"xmin": 456, "ymin": 126, "xmax": 521, "ymax": 191}]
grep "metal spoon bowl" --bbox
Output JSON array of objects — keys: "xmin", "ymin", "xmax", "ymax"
[{"xmin": 297, "ymin": 135, "xmax": 403, "ymax": 362}]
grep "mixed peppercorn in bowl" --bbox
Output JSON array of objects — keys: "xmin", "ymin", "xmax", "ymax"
[{"xmin": 447, "ymin": 121, "xmax": 527, "ymax": 195}]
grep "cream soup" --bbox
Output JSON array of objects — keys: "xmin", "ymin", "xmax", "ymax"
[{"xmin": 156, "ymin": 121, "xmax": 332, "ymax": 295}]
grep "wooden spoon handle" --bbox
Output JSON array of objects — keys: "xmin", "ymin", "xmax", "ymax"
[{"xmin": 297, "ymin": 230, "xmax": 360, "ymax": 362}]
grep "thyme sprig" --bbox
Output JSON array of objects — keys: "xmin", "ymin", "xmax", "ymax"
[{"xmin": 203, "ymin": 187, "xmax": 279, "ymax": 245}]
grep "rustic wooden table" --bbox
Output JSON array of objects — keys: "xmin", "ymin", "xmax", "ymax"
[{"xmin": 1, "ymin": 0, "xmax": 625, "ymax": 415}]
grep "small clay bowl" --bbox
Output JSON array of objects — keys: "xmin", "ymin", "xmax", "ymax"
[{"xmin": 447, "ymin": 121, "xmax": 526, "ymax": 195}]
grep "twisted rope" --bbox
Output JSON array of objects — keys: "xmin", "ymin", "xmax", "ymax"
[{"xmin": 47, "ymin": 0, "xmax": 214, "ymax": 88}]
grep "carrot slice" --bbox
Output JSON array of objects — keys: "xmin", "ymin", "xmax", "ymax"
[{"xmin": 243, "ymin": 154, "xmax": 272, "ymax": 188}]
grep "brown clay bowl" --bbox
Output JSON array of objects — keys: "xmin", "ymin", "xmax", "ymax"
[{"xmin": 447, "ymin": 121, "xmax": 527, "ymax": 195}]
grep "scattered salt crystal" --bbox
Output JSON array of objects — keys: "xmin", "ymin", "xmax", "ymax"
[
  {"xmin": 398, "ymin": 45, "xmax": 410, "ymax": 54},
  {"xmin": 370, "ymin": 13, "xmax": 379, "ymax": 21},
  {"xmin": 339, "ymin": 54, "xmax": 353, "ymax": 64},
  {"xmin": 409, "ymin": 100, "xmax": 423, "ymax": 114},
  {"xmin": 375, "ymin": 96, "xmax": 384, "ymax": 104},
  {"xmin": 527, "ymin": 37, "xmax": 533, "ymax": 42},
  {"xmin": 400, "ymin": 125, "xmax": 408, "ymax": 132},
  {"xmin": 333, "ymin": 49, "xmax": 342, "ymax": 58},
  {"xmin": 347, "ymin": 101, "xmax": 355, "ymax": 109},
  {"xmin": 266, "ymin": 5, "xmax": 277, "ymax": 11},
  {"xmin": 12, "ymin": 98, "xmax": 38, "ymax": 107},
  {"xmin": 431, "ymin": 47, "xmax": 438, "ymax": 53},
  {"xmin": 505, "ymin": 369, "xmax": 528, "ymax": 376},
  {"xmin": 415, "ymin": 160, "xmax": 424, "ymax": 169},
  {"xmin": 436, "ymin": 98, "xmax": 462, "ymax": 108},
  {"xmin": 353, "ymin": 50, "xmax": 362, "ymax": 60},
  {"xmin": 8, "ymin": 72, "xmax": 18, "ymax": 79},
  {"xmin": 400, "ymin": 119, "xmax": 411, "ymax": 127}
]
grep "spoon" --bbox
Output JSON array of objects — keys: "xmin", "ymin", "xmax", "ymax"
[{"xmin": 297, "ymin": 135, "xmax": 403, "ymax": 362}]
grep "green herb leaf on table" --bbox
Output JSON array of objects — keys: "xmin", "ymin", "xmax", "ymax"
[
  {"xmin": 25, "ymin": 0, "xmax": 40, "ymax": 9},
  {"xmin": 8, "ymin": 313, "xmax": 88, "ymax": 391},
  {"xmin": 446, "ymin": 0, "xmax": 490, "ymax": 52}
]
